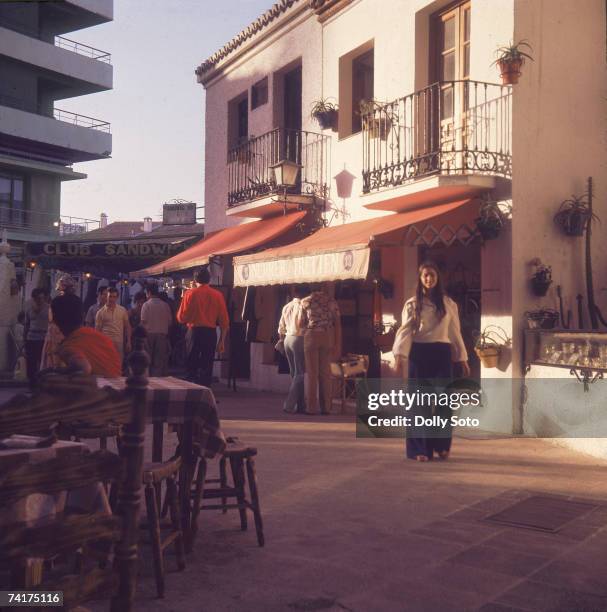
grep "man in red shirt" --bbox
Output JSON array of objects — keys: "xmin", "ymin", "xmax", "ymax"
[
  {"xmin": 51, "ymin": 293, "xmax": 122, "ymax": 377},
  {"xmin": 177, "ymin": 266, "xmax": 229, "ymax": 386}
]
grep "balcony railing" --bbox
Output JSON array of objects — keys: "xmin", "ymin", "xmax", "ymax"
[
  {"xmin": 55, "ymin": 36, "xmax": 112, "ymax": 64},
  {"xmin": 54, "ymin": 108, "xmax": 111, "ymax": 133},
  {"xmin": 0, "ymin": 17, "xmax": 111, "ymax": 63},
  {"xmin": 228, "ymin": 128, "xmax": 330, "ymax": 207},
  {"xmin": 362, "ymin": 80, "xmax": 512, "ymax": 194}
]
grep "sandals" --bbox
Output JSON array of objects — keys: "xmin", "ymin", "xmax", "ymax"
[
  {"xmin": 437, "ymin": 451, "xmax": 450, "ymax": 461},
  {"xmin": 415, "ymin": 455, "xmax": 429, "ymax": 462}
]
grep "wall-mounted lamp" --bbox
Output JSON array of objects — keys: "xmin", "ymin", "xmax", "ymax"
[{"xmin": 270, "ymin": 159, "xmax": 302, "ymax": 214}]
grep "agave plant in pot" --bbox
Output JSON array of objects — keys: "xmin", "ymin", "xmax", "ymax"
[
  {"xmin": 554, "ymin": 194, "xmax": 599, "ymax": 237},
  {"xmin": 475, "ymin": 200, "xmax": 508, "ymax": 241},
  {"xmin": 310, "ymin": 98, "xmax": 338, "ymax": 131},
  {"xmin": 474, "ymin": 326, "xmax": 510, "ymax": 368},
  {"xmin": 530, "ymin": 261, "xmax": 552, "ymax": 297},
  {"xmin": 492, "ymin": 40, "xmax": 533, "ymax": 85}
]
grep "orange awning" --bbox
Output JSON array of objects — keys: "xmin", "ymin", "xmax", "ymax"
[
  {"xmin": 233, "ymin": 199, "xmax": 474, "ymax": 286},
  {"xmin": 134, "ymin": 211, "xmax": 306, "ymax": 276}
]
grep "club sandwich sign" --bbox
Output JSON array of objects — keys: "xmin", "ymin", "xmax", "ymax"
[{"xmin": 27, "ymin": 241, "xmax": 184, "ymax": 258}]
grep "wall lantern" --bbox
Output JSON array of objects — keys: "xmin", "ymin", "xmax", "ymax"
[{"xmin": 270, "ymin": 159, "xmax": 302, "ymax": 189}]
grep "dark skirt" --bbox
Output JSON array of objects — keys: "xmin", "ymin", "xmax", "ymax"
[{"xmin": 406, "ymin": 342, "xmax": 453, "ymax": 460}]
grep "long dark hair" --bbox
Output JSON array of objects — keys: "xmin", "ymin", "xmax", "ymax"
[{"xmin": 414, "ymin": 260, "xmax": 446, "ymax": 329}]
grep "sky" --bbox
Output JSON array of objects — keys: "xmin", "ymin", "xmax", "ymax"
[{"xmin": 61, "ymin": 0, "xmax": 271, "ymax": 225}]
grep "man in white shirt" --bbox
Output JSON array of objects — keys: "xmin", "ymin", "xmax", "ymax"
[
  {"xmin": 141, "ymin": 283, "xmax": 173, "ymax": 376},
  {"xmin": 95, "ymin": 286, "xmax": 131, "ymax": 362},
  {"xmin": 278, "ymin": 284, "xmax": 310, "ymax": 414}
]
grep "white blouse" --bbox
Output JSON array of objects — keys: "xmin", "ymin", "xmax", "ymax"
[{"xmin": 392, "ymin": 295, "xmax": 468, "ymax": 362}]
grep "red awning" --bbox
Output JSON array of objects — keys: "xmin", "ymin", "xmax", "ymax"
[
  {"xmin": 134, "ymin": 211, "xmax": 306, "ymax": 276},
  {"xmin": 233, "ymin": 199, "xmax": 475, "ymax": 286}
]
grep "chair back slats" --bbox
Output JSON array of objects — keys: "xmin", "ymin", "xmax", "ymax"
[
  {"xmin": 0, "ymin": 384, "xmax": 132, "ymax": 438},
  {"xmin": 0, "ymin": 450, "xmax": 123, "ymax": 507},
  {"xmin": 0, "ymin": 513, "xmax": 121, "ymax": 560},
  {"xmin": 0, "ymin": 329, "xmax": 149, "ymax": 612}
]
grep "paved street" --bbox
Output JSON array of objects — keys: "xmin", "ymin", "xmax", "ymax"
[{"xmin": 107, "ymin": 387, "xmax": 607, "ymax": 612}]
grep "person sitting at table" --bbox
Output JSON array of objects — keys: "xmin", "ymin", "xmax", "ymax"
[{"xmin": 51, "ymin": 293, "xmax": 121, "ymax": 377}]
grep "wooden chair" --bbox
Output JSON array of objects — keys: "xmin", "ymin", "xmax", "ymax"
[
  {"xmin": 142, "ymin": 456, "xmax": 186, "ymax": 598},
  {"xmin": 0, "ymin": 333, "xmax": 149, "ymax": 612},
  {"xmin": 191, "ymin": 437, "xmax": 264, "ymax": 547}
]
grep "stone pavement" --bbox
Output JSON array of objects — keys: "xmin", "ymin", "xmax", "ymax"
[
  {"xmin": 3, "ymin": 384, "xmax": 607, "ymax": 611},
  {"xmin": 127, "ymin": 388, "xmax": 607, "ymax": 612}
]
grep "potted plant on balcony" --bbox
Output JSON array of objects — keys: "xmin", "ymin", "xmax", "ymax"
[
  {"xmin": 474, "ymin": 326, "xmax": 510, "ymax": 368},
  {"xmin": 530, "ymin": 260, "xmax": 552, "ymax": 297},
  {"xmin": 311, "ymin": 98, "xmax": 338, "ymax": 131},
  {"xmin": 554, "ymin": 194, "xmax": 599, "ymax": 237},
  {"xmin": 474, "ymin": 200, "xmax": 507, "ymax": 241},
  {"xmin": 492, "ymin": 40, "xmax": 533, "ymax": 85},
  {"xmin": 359, "ymin": 99, "xmax": 393, "ymax": 140}
]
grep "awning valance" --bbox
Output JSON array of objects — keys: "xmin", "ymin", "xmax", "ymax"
[
  {"xmin": 133, "ymin": 211, "xmax": 306, "ymax": 276},
  {"xmin": 233, "ymin": 199, "xmax": 474, "ymax": 286}
]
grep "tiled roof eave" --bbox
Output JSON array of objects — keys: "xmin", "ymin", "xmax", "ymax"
[{"xmin": 195, "ymin": 0, "xmax": 304, "ymax": 82}]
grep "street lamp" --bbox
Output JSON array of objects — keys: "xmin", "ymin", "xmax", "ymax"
[{"xmin": 270, "ymin": 159, "xmax": 302, "ymax": 215}]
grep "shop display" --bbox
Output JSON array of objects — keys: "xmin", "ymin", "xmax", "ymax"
[{"xmin": 525, "ymin": 330, "xmax": 607, "ymax": 369}]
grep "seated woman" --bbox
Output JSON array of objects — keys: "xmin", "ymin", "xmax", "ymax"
[{"xmin": 51, "ymin": 293, "xmax": 122, "ymax": 377}]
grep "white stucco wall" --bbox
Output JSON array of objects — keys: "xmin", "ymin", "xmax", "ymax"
[
  {"xmin": 511, "ymin": 0, "xmax": 607, "ymax": 453},
  {"xmin": 203, "ymin": 8, "xmax": 322, "ymax": 234}
]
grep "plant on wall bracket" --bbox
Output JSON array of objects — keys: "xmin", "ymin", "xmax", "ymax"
[
  {"xmin": 310, "ymin": 98, "xmax": 339, "ymax": 131},
  {"xmin": 554, "ymin": 192, "xmax": 600, "ymax": 237}
]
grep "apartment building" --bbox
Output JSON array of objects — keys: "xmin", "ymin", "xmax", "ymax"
[
  {"xmin": 186, "ymin": 0, "xmax": 605, "ymax": 443},
  {"xmin": 0, "ymin": 0, "xmax": 113, "ymax": 268}
]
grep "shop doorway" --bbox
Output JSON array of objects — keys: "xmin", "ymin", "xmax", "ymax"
[{"xmin": 419, "ymin": 241, "xmax": 481, "ymax": 380}]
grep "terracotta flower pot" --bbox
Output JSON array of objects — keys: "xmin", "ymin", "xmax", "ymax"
[
  {"xmin": 475, "ymin": 346, "xmax": 500, "ymax": 368},
  {"xmin": 498, "ymin": 58, "xmax": 523, "ymax": 85}
]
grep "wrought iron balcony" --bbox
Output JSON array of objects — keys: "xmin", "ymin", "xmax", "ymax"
[
  {"xmin": 362, "ymin": 80, "xmax": 511, "ymax": 194},
  {"xmin": 227, "ymin": 128, "xmax": 330, "ymax": 207}
]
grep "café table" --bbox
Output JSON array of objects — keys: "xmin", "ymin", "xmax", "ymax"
[
  {"xmin": 96, "ymin": 376, "xmax": 226, "ymax": 550},
  {"xmin": 0, "ymin": 436, "xmax": 110, "ymax": 587}
]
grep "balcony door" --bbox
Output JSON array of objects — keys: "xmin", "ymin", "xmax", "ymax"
[
  {"xmin": 432, "ymin": 2, "xmax": 470, "ymax": 169},
  {"xmin": 281, "ymin": 65, "xmax": 302, "ymax": 191}
]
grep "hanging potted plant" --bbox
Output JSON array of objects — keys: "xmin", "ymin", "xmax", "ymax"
[
  {"xmin": 475, "ymin": 201, "xmax": 507, "ymax": 241},
  {"xmin": 474, "ymin": 326, "xmax": 510, "ymax": 368},
  {"xmin": 530, "ymin": 261, "xmax": 552, "ymax": 297},
  {"xmin": 359, "ymin": 99, "xmax": 393, "ymax": 140},
  {"xmin": 492, "ymin": 40, "xmax": 533, "ymax": 85},
  {"xmin": 554, "ymin": 194, "xmax": 599, "ymax": 237},
  {"xmin": 310, "ymin": 98, "xmax": 338, "ymax": 131},
  {"xmin": 525, "ymin": 307, "xmax": 560, "ymax": 330}
]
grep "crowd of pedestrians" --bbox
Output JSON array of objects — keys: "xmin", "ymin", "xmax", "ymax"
[{"xmin": 19, "ymin": 268, "xmax": 230, "ymax": 387}]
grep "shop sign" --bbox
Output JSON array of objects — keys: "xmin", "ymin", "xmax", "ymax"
[
  {"xmin": 234, "ymin": 246, "xmax": 370, "ymax": 287},
  {"xmin": 27, "ymin": 241, "xmax": 184, "ymax": 258},
  {"xmin": 163, "ymin": 202, "xmax": 197, "ymax": 225}
]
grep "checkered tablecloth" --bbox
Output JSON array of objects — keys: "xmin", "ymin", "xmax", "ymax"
[{"xmin": 96, "ymin": 376, "xmax": 226, "ymax": 458}]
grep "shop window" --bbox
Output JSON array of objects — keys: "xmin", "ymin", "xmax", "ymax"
[
  {"xmin": 251, "ymin": 77, "xmax": 268, "ymax": 110},
  {"xmin": 0, "ymin": 174, "xmax": 25, "ymax": 228},
  {"xmin": 227, "ymin": 92, "xmax": 249, "ymax": 149}
]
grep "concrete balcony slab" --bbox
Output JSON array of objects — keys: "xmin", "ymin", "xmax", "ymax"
[
  {"xmin": 0, "ymin": 26, "xmax": 112, "ymax": 96},
  {"xmin": 0, "ymin": 104, "xmax": 111, "ymax": 164}
]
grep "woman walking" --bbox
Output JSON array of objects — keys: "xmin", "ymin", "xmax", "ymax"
[{"xmin": 393, "ymin": 261, "xmax": 470, "ymax": 462}]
